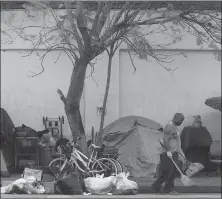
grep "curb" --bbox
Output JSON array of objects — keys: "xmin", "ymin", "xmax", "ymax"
[{"xmin": 1, "ymin": 180, "xmax": 221, "ymax": 194}]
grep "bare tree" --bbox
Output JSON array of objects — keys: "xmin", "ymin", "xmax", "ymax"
[
  {"xmin": 97, "ymin": 41, "xmax": 122, "ymax": 145},
  {"xmin": 2, "ymin": 1, "xmax": 221, "ymax": 154}
]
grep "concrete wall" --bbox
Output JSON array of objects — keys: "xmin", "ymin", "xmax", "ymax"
[{"xmin": 1, "ymin": 10, "xmax": 221, "ymax": 145}]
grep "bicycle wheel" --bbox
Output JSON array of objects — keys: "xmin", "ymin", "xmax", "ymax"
[
  {"xmin": 91, "ymin": 158, "xmax": 118, "ymax": 177},
  {"xmin": 49, "ymin": 158, "xmax": 74, "ymax": 180},
  {"xmin": 110, "ymin": 158, "xmax": 123, "ymax": 174}
]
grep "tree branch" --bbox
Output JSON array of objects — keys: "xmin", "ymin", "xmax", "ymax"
[
  {"xmin": 97, "ymin": 2, "xmax": 112, "ymax": 37},
  {"xmin": 91, "ymin": 2, "xmax": 103, "ymax": 39},
  {"xmin": 64, "ymin": 2, "xmax": 84, "ymax": 55},
  {"xmin": 76, "ymin": 1, "xmax": 91, "ymax": 54},
  {"xmin": 57, "ymin": 89, "xmax": 67, "ymax": 104}
]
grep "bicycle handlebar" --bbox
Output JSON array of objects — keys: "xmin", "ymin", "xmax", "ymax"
[{"xmin": 66, "ymin": 136, "xmax": 81, "ymax": 147}]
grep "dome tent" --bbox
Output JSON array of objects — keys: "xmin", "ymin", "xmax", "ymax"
[{"xmin": 102, "ymin": 116, "xmax": 163, "ymax": 178}]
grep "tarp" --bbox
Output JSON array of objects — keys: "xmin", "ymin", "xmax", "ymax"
[
  {"xmin": 1, "ymin": 108, "xmax": 15, "ymax": 167},
  {"xmin": 103, "ymin": 118, "xmax": 163, "ymax": 178},
  {"xmin": 1, "ymin": 149, "xmax": 10, "ymax": 177}
]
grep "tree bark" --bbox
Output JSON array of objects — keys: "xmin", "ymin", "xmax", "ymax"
[
  {"xmin": 97, "ymin": 45, "xmax": 114, "ymax": 145},
  {"xmin": 63, "ymin": 58, "xmax": 89, "ymax": 155}
]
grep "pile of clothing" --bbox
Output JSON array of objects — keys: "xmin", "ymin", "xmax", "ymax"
[
  {"xmin": 0, "ymin": 176, "xmax": 50, "ymax": 194},
  {"xmin": 1, "ymin": 168, "xmax": 50, "ymax": 195}
]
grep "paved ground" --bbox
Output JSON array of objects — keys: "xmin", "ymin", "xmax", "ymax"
[
  {"xmin": 1, "ymin": 193, "xmax": 221, "ymax": 199},
  {"xmin": 1, "ymin": 172, "xmax": 221, "ymax": 194}
]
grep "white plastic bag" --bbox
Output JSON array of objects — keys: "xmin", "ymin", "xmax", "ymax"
[
  {"xmin": 84, "ymin": 174, "xmax": 116, "ymax": 195},
  {"xmin": 0, "ymin": 177, "xmax": 48, "ymax": 194},
  {"xmin": 112, "ymin": 172, "xmax": 138, "ymax": 195}
]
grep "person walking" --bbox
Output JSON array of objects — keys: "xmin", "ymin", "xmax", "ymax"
[{"xmin": 152, "ymin": 112, "xmax": 186, "ymax": 194}]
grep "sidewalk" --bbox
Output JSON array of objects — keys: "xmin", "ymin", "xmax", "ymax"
[
  {"xmin": 1, "ymin": 194, "xmax": 221, "ymax": 199},
  {"xmin": 130, "ymin": 176, "xmax": 221, "ymax": 193},
  {"xmin": 1, "ymin": 173, "xmax": 221, "ymax": 194}
]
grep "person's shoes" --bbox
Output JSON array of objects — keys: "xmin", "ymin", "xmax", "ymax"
[{"xmin": 163, "ymin": 190, "xmax": 179, "ymax": 195}]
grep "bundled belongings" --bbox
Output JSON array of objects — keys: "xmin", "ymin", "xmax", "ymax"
[
  {"xmin": 84, "ymin": 174, "xmax": 116, "ymax": 195},
  {"xmin": 112, "ymin": 172, "xmax": 138, "ymax": 195},
  {"xmin": 14, "ymin": 124, "xmax": 50, "ymax": 139},
  {"xmin": 83, "ymin": 172, "xmax": 138, "ymax": 195},
  {"xmin": 56, "ymin": 172, "xmax": 83, "ymax": 195},
  {"xmin": 0, "ymin": 167, "xmax": 50, "ymax": 194},
  {"xmin": 0, "ymin": 176, "xmax": 50, "ymax": 194}
]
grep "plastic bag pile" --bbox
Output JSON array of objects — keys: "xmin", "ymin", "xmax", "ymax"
[
  {"xmin": 84, "ymin": 172, "xmax": 138, "ymax": 195},
  {"xmin": 0, "ymin": 176, "xmax": 49, "ymax": 194}
]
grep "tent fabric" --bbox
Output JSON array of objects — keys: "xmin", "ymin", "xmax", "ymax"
[
  {"xmin": 103, "ymin": 123, "xmax": 163, "ymax": 178},
  {"xmin": 1, "ymin": 108, "xmax": 15, "ymax": 167},
  {"xmin": 1, "ymin": 149, "xmax": 10, "ymax": 177},
  {"xmin": 102, "ymin": 115, "xmax": 163, "ymax": 140}
]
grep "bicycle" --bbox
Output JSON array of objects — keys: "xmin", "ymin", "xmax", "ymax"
[{"xmin": 49, "ymin": 137, "xmax": 121, "ymax": 180}]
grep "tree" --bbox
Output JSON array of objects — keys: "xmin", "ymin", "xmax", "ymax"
[
  {"xmin": 97, "ymin": 41, "xmax": 122, "ymax": 145},
  {"xmin": 2, "ymin": 1, "xmax": 221, "ymax": 154}
]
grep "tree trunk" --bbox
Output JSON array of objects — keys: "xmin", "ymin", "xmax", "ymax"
[
  {"xmin": 97, "ymin": 46, "xmax": 114, "ymax": 145},
  {"xmin": 65, "ymin": 58, "xmax": 89, "ymax": 155}
]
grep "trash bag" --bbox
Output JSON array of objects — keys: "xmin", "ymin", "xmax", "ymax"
[
  {"xmin": 112, "ymin": 172, "xmax": 138, "ymax": 195},
  {"xmin": 84, "ymin": 174, "xmax": 116, "ymax": 195},
  {"xmin": 0, "ymin": 177, "xmax": 49, "ymax": 194},
  {"xmin": 56, "ymin": 172, "xmax": 83, "ymax": 195}
]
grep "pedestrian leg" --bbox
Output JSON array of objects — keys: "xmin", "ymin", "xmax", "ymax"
[
  {"xmin": 151, "ymin": 154, "xmax": 166, "ymax": 193},
  {"xmin": 163, "ymin": 153, "xmax": 178, "ymax": 194}
]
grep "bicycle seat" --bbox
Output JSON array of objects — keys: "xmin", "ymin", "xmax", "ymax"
[{"xmin": 91, "ymin": 144, "xmax": 101, "ymax": 149}]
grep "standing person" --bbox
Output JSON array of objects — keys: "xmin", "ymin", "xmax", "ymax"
[{"xmin": 152, "ymin": 112, "xmax": 186, "ymax": 194}]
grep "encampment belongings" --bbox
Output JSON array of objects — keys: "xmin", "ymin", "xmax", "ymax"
[
  {"xmin": 103, "ymin": 120, "xmax": 163, "ymax": 178},
  {"xmin": 23, "ymin": 168, "xmax": 43, "ymax": 182},
  {"xmin": 0, "ymin": 176, "xmax": 49, "ymax": 194},
  {"xmin": 39, "ymin": 133, "xmax": 56, "ymax": 147},
  {"xmin": 43, "ymin": 116, "xmax": 64, "ymax": 139},
  {"xmin": 56, "ymin": 172, "xmax": 83, "ymax": 195},
  {"xmin": 98, "ymin": 146, "xmax": 119, "ymax": 159},
  {"xmin": 38, "ymin": 145, "xmax": 55, "ymax": 167},
  {"xmin": 112, "ymin": 172, "xmax": 138, "ymax": 195},
  {"xmin": 14, "ymin": 136, "xmax": 39, "ymax": 168},
  {"xmin": 84, "ymin": 174, "xmax": 116, "ymax": 195},
  {"xmin": 14, "ymin": 125, "xmax": 49, "ymax": 138}
]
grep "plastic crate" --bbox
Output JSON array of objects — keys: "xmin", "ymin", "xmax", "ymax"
[{"xmin": 15, "ymin": 137, "xmax": 38, "ymax": 154}]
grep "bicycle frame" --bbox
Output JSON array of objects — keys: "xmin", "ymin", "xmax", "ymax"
[
  {"xmin": 51, "ymin": 144, "xmax": 118, "ymax": 179},
  {"xmin": 61, "ymin": 145, "xmax": 101, "ymax": 174}
]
